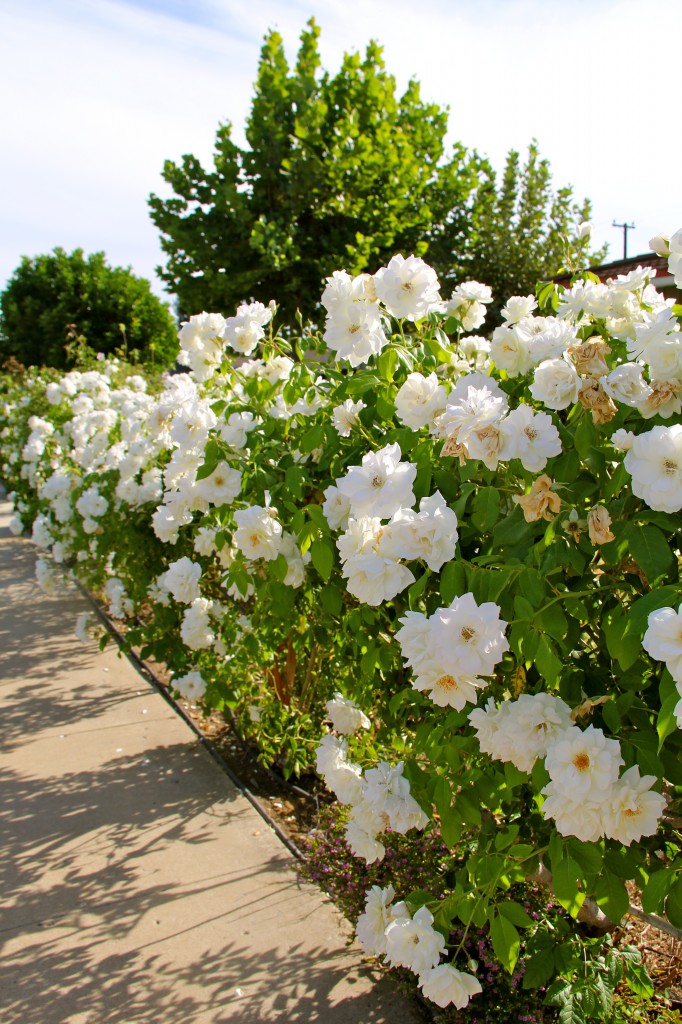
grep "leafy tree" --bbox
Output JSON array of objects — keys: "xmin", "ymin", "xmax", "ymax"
[
  {"xmin": 148, "ymin": 19, "xmax": 484, "ymax": 323},
  {"xmin": 0, "ymin": 248, "xmax": 178, "ymax": 369},
  {"xmin": 149, "ymin": 19, "xmax": 603, "ymax": 324},
  {"xmin": 442, "ymin": 142, "xmax": 608, "ymax": 325}
]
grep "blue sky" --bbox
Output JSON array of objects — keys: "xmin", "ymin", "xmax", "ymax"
[{"xmin": 1, "ymin": 0, "xmax": 680, "ymax": 310}]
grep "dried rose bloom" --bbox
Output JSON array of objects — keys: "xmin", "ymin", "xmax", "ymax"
[
  {"xmin": 513, "ymin": 474, "xmax": 561, "ymax": 523},
  {"xmin": 588, "ymin": 505, "xmax": 615, "ymax": 545}
]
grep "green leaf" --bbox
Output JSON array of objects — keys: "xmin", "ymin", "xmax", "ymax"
[
  {"xmin": 536, "ymin": 602, "xmax": 568, "ymax": 641},
  {"xmin": 408, "ymin": 568, "xmax": 430, "ymax": 608},
  {"xmin": 404, "ymin": 888, "xmax": 432, "ymax": 912},
  {"xmin": 270, "ymin": 552, "xmax": 289, "ymax": 581},
  {"xmin": 627, "ymin": 587, "xmax": 680, "ymax": 636},
  {"xmin": 605, "ymin": 461, "xmax": 629, "ymax": 500},
  {"xmin": 594, "ymin": 872, "xmax": 630, "ymax": 923},
  {"xmin": 360, "ymin": 646, "xmax": 376, "ymax": 677},
  {"xmin": 517, "ymin": 568, "xmax": 546, "ymax": 607},
  {"xmin": 498, "ymin": 900, "xmax": 534, "ymax": 928},
  {"xmin": 455, "ymin": 789, "xmax": 481, "ymax": 825},
  {"xmin": 514, "ymin": 595, "xmax": 535, "ymax": 621},
  {"xmin": 439, "ymin": 804, "xmax": 463, "ymax": 847},
  {"xmin": 493, "ymin": 507, "xmax": 535, "ymax": 548},
  {"xmin": 658, "ymin": 692, "xmax": 681, "ymax": 750},
  {"xmin": 377, "ymin": 347, "xmax": 399, "ymax": 382},
  {"xmin": 602, "ymin": 698, "xmax": 621, "ymax": 733},
  {"xmin": 627, "ymin": 523, "xmax": 674, "ymax": 582},
  {"xmin": 536, "ymin": 280, "xmax": 557, "ymax": 311},
  {"xmin": 574, "ymin": 415, "xmax": 595, "ymax": 457},
  {"xmin": 452, "ymin": 481, "xmax": 477, "ymax": 520},
  {"xmin": 627, "ymin": 729, "xmax": 664, "ymax": 778},
  {"xmin": 623, "ymin": 960, "xmax": 654, "ymax": 999},
  {"xmin": 641, "ymin": 868, "xmax": 676, "ymax": 915},
  {"xmin": 665, "ymin": 877, "xmax": 682, "ymax": 929},
  {"xmin": 432, "ymin": 775, "xmax": 452, "ymax": 821},
  {"xmin": 471, "ymin": 487, "xmax": 501, "ymax": 532},
  {"xmin": 300, "ymin": 423, "xmax": 325, "ymax": 452},
  {"xmin": 558, "ymin": 995, "xmax": 589, "ymax": 1024},
  {"xmin": 566, "ymin": 838, "xmax": 603, "ymax": 878},
  {"xmin": 552, "ymin": 857, "xmax": 585, "ymax": 918},
  {"xmin": 440, "ymin": 560, "xmax": 467, "ymax": 604},
  {"xmin": 603, "ymin": 607, "xmax": 641, "ymax": 672},
  {"xmin": 534, "ymin": 634, "xmax": 562, "ymax": 686},
  {"xmin": 504, "ymin": 763, "xmax": 529, "ymax": 790},
  {"xmin": 522, "ymin": 950, "xmax": 555, "ymax": 990},
  {"xmin": 592, "ymin": 975, "xmax": 613, "ymax": 1017},
  {"xmin": 310, "ymin": 539, "xmax": 334, "ymax": 581},
  {"xmin": 306, "ymin": 504, "xmax": 329, "ymax": 532},
  {"xmin": 195, "ymin": 438, "xmax": 223, "ymax": 479},
  {"xmin": 319, "ymin": 585, "xmax": 343, "ymax": 617},
  {"xmin": 489, "ymin": 912, "xmax": 520, "ymax": 974}
]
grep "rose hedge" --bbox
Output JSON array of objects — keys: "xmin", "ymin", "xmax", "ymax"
[{"xmin": 2, "ymin": 229, "xmax": 682, "ymax": 1017}]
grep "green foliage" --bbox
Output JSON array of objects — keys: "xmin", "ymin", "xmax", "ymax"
[
  {"xmin": 149, "ymin": 20, "xmax": 594, "ymax": 324},
  {"xmin": 0, "ymin": 247, "xmax": 178, "ymax": 368},
  {"xmin": 3, "ymin": 241, "xmax": 681, "ymax": 1023},
  {"xmin": 443, "ymin": 141, "xmax": 608, "ymax": 325}
]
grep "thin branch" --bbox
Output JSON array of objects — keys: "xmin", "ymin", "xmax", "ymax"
[
  {"xmin": 626, "ymin": 903, "xmax": 682, "ymax": 941},
  {"xmin": 528, "ymin": 862, "xmax": 682, "ymax": 940}
]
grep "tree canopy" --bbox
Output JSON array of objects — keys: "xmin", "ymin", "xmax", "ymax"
[
  {"xmin": 0, "ymin": 248, "xmax": 178, "ymax": 369},
  {"xmin": 450, "ymin": 143, "xmax": 607, "ymax": 323},
  {"xmin": 149, "ymin": 19, "xmax": 603, "ymax": 324}
]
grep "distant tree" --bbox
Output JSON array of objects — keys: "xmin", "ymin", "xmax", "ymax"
[
  {"xmin": 0, "ymin": 248, "xmax": 178, "ymax": 369},
  {"xmin": 440, "ymin": 142, "xmax": 608, "ymax": 324},
  {"xmin": 148, "ymin": 19, "xmax": 485, "ymax": 324},
  {"xmin": 149, "ymin": 19, "xmax": 603, "ymax": 325}
]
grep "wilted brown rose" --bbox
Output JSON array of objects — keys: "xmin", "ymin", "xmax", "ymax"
[
  {"xmin": 637, "ymin": 380, "xmax": 682, "ymax": 420},
  {"xmin": 568, "ymin": 338, "xmax": 611, "ymax": 377},
  {"xmin": 468, "ymin": 425, "xmax": 503, "ymax": 470},
  {"xmin": 578, "ymin": 378, "xmax": 618, "ymax": 424},
  {"xmin": 513, "ymin": 474, "xmax": 562, "ymax": 523},
  {"xmin": 588, "ymin": 505, "xmax": 615, "ymax": 545},
  {"xmin": 441, "ymin": 436, "xmax": 468, "ymax": 465}
]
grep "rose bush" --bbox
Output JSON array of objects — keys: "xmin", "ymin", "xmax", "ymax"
[{"xmin": 2, "ymin": 229, "xmax": 682, "ymax": 1018}]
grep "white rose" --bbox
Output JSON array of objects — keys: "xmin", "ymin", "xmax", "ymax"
[{"xmin": 530, "ymin": 358, "xmax": 581, "ymax": 410}]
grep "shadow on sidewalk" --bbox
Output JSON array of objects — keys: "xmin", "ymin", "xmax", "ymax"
[{"xmin": 0, "ymin": 741, "xmax": 413, "ymax": 1024}]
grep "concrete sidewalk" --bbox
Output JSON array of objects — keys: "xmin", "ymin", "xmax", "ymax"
[{"xmin": 0, "ymin": 497, "xmax": 423, "ymax": 1024}]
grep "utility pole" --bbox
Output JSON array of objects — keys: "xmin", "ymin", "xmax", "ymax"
[{"xmin": 612, "ymin": 220, "xmax": 636, "ymax": 260}]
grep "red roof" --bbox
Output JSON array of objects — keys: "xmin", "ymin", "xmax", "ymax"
[{"xmin": 554, "ymin": 253, "xmax": 670, "ymax": 286}]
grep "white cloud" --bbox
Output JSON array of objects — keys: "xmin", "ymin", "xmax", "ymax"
[{"xmin": 0, "ymin": 0, "xmax": 680, "ymax": 307}]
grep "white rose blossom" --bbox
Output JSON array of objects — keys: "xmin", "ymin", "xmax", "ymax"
[
  {"xmin": 384, "ymin": 905, "xmax": 445, "ymax": 975},
  {"xmin": 336, "ymin": 443, "xmax": 417, "ymax": 520},
  {"xmin": 173, "ymin": 669, "xmax": 207, "ymax": 702},
  {"xmin": 233, "ymin": 505, "xmax": 283, "ymax": 561},
  {"xmin": 601, "ymin": 766, "xmax": 667, "ymax": 846},
  {"xmin": 326, "ymin": 693, "xmax": 371, "ymax": 734},
  {"xmin": 624, "ymin": 424, "xmax": 682, "ymax": 512},
  {"xmin": 395, "ymin": 372, "xmax": 448, "ymax": 431},
  {"xmin": 373, "ymin": 254, "xmax": 442, "ymax": 321},
  {"xmin": 419, "ymin": 965, "xmax": 482, "ymax": 1010},
  {"xmin": 161, "ymin": 556, "xmax": 202, "ymax": 605},
  {"xmin": 332, "ymin": 399, "xmax": 366, "ymax": 437},
  {"xmin": 355, "ymin": 885, "xmax": 397, "ymax": 957},
  {"xmin": 643, "ymin": 605, "xmax": 682, "ymax": 682},
  {"xmin": 530, "ymin": 357, "xmax": 581, "ymax": 410}
]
